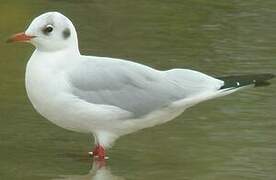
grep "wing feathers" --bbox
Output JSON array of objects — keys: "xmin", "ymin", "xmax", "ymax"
[{"xmin": 68, "ymin": 57, "xmax": 224, "ymax": 118}]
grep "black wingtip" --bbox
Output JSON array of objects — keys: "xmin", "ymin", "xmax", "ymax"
[
  {"xmin": 254, "ymin": 73, "xmax": 275, "ymax": 87},
  {"xmin": 217, "ymin": 73, "xmax": 275, "ymax": 89}
]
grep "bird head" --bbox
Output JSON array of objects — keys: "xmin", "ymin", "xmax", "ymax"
[{"xmin": 7, "ymin": 12, "xmax": 79, "ymax": 52}]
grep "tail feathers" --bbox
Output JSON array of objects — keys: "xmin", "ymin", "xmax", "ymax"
[{"xmin": 217, "ymin": 73, "xmax": 275, "ymax": 90}]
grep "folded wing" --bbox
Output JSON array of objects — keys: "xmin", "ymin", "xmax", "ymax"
[{"xmin": 68, "ymin": 57, "xmax": 224, "ymax": 118}]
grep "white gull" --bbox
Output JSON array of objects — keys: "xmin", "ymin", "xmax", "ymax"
[{"xmin": 7, "ymin": 12, "xmax": 274, "ymax": 160}]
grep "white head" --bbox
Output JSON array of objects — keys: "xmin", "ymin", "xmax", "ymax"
[{"xmin": 8, "ymin": 12, "xmax": 79, "ymax": 53}]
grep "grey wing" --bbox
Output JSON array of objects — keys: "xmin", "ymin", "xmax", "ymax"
[{"xmin": 68, "ymin": 57, "xmax": 223, "ymax": 118}]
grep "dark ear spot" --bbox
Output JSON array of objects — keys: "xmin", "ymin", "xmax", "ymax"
[{"xmin": 63, "ymin": 28, "xmax": 71, "ymax": 39}]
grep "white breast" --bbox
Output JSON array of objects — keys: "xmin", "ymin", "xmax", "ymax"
[{"xmin": 25, "ymin": 50, "xmax": 88, "ymax": 132}]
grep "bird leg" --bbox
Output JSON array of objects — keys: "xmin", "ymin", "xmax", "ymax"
[{"xmin": 89, "ymin": 144, "xmax": 108, "ymax": 161}]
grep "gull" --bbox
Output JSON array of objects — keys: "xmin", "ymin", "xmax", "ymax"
[{"xmin": 7, "ymin": 12, "xmax": 274, "ymax": 160}]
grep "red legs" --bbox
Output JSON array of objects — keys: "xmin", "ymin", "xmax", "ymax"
[
  {"xmin": 93, "ymin": 145, "xmax": 106, "ymax": 160},
  {"xmin": 89, "ymin": 144, "xmax": 109, "ymax": 162},
  {"xmin": 88, "ymin": 135, "xmax": 109, "ymax": 167}
]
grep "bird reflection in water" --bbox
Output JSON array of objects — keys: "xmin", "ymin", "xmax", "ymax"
[{"xmin": 53, "ymin": 159, "xmax": 124, "ymax": 180}]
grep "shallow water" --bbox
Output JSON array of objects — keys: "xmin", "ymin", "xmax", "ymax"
[{"xmin": 0, "ymin": 0, "xmax": 276, "ymax": 179}]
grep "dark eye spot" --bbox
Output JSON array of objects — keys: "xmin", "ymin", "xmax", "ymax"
[
  {"xmin": 42, "ymin": 25, "xmax": 54, "ymax": 35},
  {"xmin": 62, "ymin": 28, "xmax": 71, "ymax": 39}
]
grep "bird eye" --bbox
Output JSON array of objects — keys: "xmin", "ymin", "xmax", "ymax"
[
  {"xmin": 42, "ymin": 25, "xmax": 54, "ymax": 35},
  {"xmin": 46, "ymin": 26, "xmax": 53, "ymax": 32}
]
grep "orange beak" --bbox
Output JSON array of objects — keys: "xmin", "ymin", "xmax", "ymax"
[{"xmin": 6, "ymin": 32, "xmax": 36, "ymax": 43}]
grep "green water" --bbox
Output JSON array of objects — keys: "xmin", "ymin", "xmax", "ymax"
[{"xmin": 0, "ymin": 0, "xmax": 276, "ymax": 179}]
